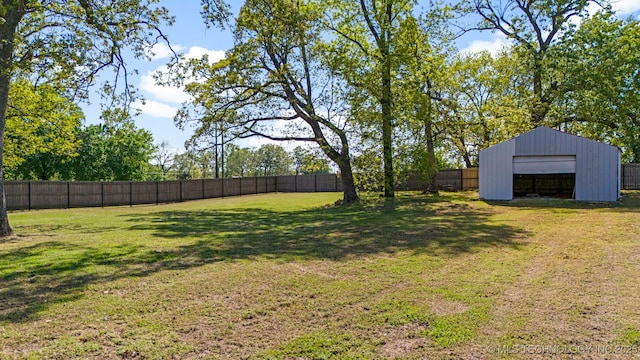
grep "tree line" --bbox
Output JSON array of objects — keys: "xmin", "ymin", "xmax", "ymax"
[
  {"xmin": 5, "ymin": 88, "xmax": 330, "ymax": 181},
  {"xmin": 169, "ymin": 0, "xmax": 640, "ymax": 204},
  {"xmin": 152, "ymin": 143, "xmax": 330, "ymax": 180},
  {"xmin": 5, "ymin": 84, "xmax": 155, "ymax": 181},
  {"xmin": 0, "ymin": 0, "xmax": 638, "ymax": 236}
]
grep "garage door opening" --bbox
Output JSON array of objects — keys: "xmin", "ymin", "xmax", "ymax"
[
  {"xmin": 513, "ymin": 173, "xmax": 576, "ymax": 198},
  {"xmin": 512, "ymin": 155, "xmax": 576, "ymax": 198}
]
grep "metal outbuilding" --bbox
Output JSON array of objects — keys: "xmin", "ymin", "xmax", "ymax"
[{"xmin": 479, "ymin": 127, "xmax": 621, "ymax": 202}]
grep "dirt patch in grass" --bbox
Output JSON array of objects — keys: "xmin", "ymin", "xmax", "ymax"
[
  {"xmin": 377, "ymin": 323, "xmax": 431, "ymax": 359},
  {"xmin": 429, "ymin": 297, "xmax": 470, "ymax": 317}
]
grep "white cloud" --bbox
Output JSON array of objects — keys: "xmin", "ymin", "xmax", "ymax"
[
  {"xmin": 137, "ymin": 46, "xmax": 226, "ymax": 107},
  {"xmin": 183, "ymin": 46, "xmax": 226, "ymax": 62},
  {"xmin": 139, "ymin": 70, "xmax": 192, "ymax": 104},
  {"xmin": 460, "ymin": 34, "xmax": 510, "ymax": 56},
  {"xmin": 131, "ymin": 99, "xmax": 179, "ymax": 118},
  {"xmin": 611, "ymin": 0, "xmax": 640, "ymax": 14},
  {"xmin": 569, "ymin": 1, "xmax": 639, "ymax": 29},
  {"xmin": 147, "ymin": 43, "xmax": 186, "ymax": 60}
]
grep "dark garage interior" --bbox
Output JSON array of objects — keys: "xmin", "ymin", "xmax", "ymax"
[{"xmin": 513, "ymin": 173, "xmax": 576, "ymax": 198}]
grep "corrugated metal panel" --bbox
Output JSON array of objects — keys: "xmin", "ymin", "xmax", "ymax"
[
  {"xmin": 513, "ymin": 156, "xmax": 576, "ymax": 174},
  {"xmin": 515, "ymin": 127, "xmax": 577, "ymax": 156},
  {"xmin": 604, "ymin": 145, "xmax": 620, "ymax": 200},
  {"xmin": 575, "ymin": 135, "xmax": 619, "ymax": 202},
  {"xmin": 479, "ymin": 138, "xmax": 515, "ymax": 200},
  {"xmin": 481, "ymin": 127, "xmax": 620, "ymax": 202}
]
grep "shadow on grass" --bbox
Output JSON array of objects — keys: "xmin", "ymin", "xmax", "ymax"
[
  {"xmin": 125, "ymin": 201, "xmax": 522, "ymax": 260},
  {"xmin": 485, "ymin": 190, "xmax": 640, "ymax": 212},
  {"xmin": 1, "ymin": 193, "xmax": 526, "ymax": 323}
]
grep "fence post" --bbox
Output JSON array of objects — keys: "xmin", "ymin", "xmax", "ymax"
[
  {"xmin": 67, "ymin": 181, "xmax": 71, "ymax": 209},
  {"xmin": 623, "ymin": 163, "xmax": 630, "ymax": 190},
  {"xmin": 101, "ymin": 182, "xmax": 104, "ymax": 208},
  {"xmin": 202, "ymin": 179, "xmax": 205, "ymax": 199},
  {"xmin": 27, "ymin": 181, "xmax": 31, "ymax": 210},
  {"xmin": 156, "ymin": 181, "xmax": 159, "ymax": 205},
  {"xmin": 180, "ymin": 180, "xmax": 183, "ymax": 202},
  {"xmin": 314, "ymin": 174, "xmax": 317, "ymax": 192}
]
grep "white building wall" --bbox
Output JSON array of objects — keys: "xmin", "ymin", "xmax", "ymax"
[
  {"xmin": 575, "ymin": 138, "xmax": 620, "ymax": 202},
  {"xmin": 515, "ymin": 127, "xmax": 577, "ymax": 156},
  {"xmin": 479, "ymin": 139, "xmax": 515, "ymax": 200},
  {"xmin": 480, "ymin": 127, "xmax": 620, "ymax": 202}
]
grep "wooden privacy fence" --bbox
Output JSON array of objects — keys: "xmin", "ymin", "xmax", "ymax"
[
  {"xmin": 399, "ymin": 168, "xmax": 479, "ymax": 191},
  {"xmin": 6, "ymin": 174, "xmax": 343, "ymax": 211},
  {"xmin": 25, "ymin": 164, "xmax": 640, "ymax": 209},
  {"xmin": 435, "ymin": 168, "xmax": 479, "ymax": 191},
  {"xmin": 623, "ymin": 163, "xmax": 640, "ymax": 190}
]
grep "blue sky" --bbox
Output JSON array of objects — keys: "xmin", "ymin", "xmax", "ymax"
[{"xmin": 83, "ymin": 0, "xmax": 640, "ymax": 154}]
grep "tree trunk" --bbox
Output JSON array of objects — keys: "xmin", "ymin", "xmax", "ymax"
[
  {"xmin": 337, "ymin": 157, "xmax": 359, "ymax": 204},
  {"xmin": 462, "ymin": 153, "xmax": 472, "ymax": 169},
  {"xmin": 0, "ymin": 6, "xmax": 23, "ymax": 237},
  {"xmin": 314, "ymin": 134, "xmax": 359, "ymax": 204},
  {"xmin": 381, "ymin": 42, "xmax": 395, "ymax": 198},
  {"xmin": 531, "ymin": 52, "xmax": 549, "ymax": 128},
  {"xmin": 456, "ymin": 136, "xmax": 473, "ymax": 168},
  {"xmin": 424, "ymin": 118, "xmax": 438, "ymax": 193}
]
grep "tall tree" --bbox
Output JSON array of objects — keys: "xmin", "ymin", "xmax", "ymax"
[
  {"xmin": 464, "ymin": 0, "xmax": 604, "ymax": 128},
  {"xmin": 225, "ymin": 144, "xmax": 254, "ymax": 177},
  {"xmin": 151, "ymin": 141, "xmax": 175, "ymax": 180},
  {"xmin": 0, "ymin": 1, "xmax": 177, "ymax": 236},
  {"xmin": 171, "ymin": 152, "xmax": 197, "ymax": 180},
  {"xmin": 291, "ymin": 146, "xmax": 331, "ymax": 175},
  {"xmin": 393, "ymin": 7, "xmax": 453, "ymax": 191},
  {"xmin": 4, "ymin": 79, "xmax": 83, "ymax": 180},
  {"xmin": 557, "ymin": 12, "xmax": 640, "ymax": 161},
  {"xmin": 253, "ymin": 144, "xmax": 292, "ymax": 176},
  {"xmin": 327, "ymin": 0, "xmax": 416, "ymax": 198},
  {"xmin": 176, "ymin": 0, "xmax": 359, "ymax": 202},
  {"xmin": 292, "ymin": 146, "xmax": 308, "ymax": 176},
  {"xmin": 185, "ymin": 127, "xmax": 228, "ymax": 179},
  {"xmin": 70, "ymin": 118, "xmax": 155, "ymax": 181},
  {"xmin": 439, "ymin": 50, "xmax": 529, "ymax": 166}
]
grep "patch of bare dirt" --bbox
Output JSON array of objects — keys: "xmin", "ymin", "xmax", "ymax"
[
  {"xmin": 377, "ymin": 323, "xmax": 430, "ymax": 359},
  {"xmin": 429, "ymin": 298, "xmax": 469, "ymax": 317}
]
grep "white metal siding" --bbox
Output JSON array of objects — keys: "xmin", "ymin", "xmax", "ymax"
[
  {"xmin": 575, "ymin": 136, "xmax": 619, "ymax": 201},
  {"xmin": 515, "ymin": 127, "xmax": 577, "ymax": 156},
  {"xmin": 513, "ymin": 156, "xmax": 576, "ymax": 174},
  {"xmin": 480, "ymin": 127, "xmax": 620, "ymax": 202},
  {"xmin": 479, "ymin": 139, "xmax": 515, "ymax": 200}
]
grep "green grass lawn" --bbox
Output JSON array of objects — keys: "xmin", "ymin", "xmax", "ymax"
[{"xmin": 1, "ymin": 191, "xmax": 640, "ymax": 359}]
